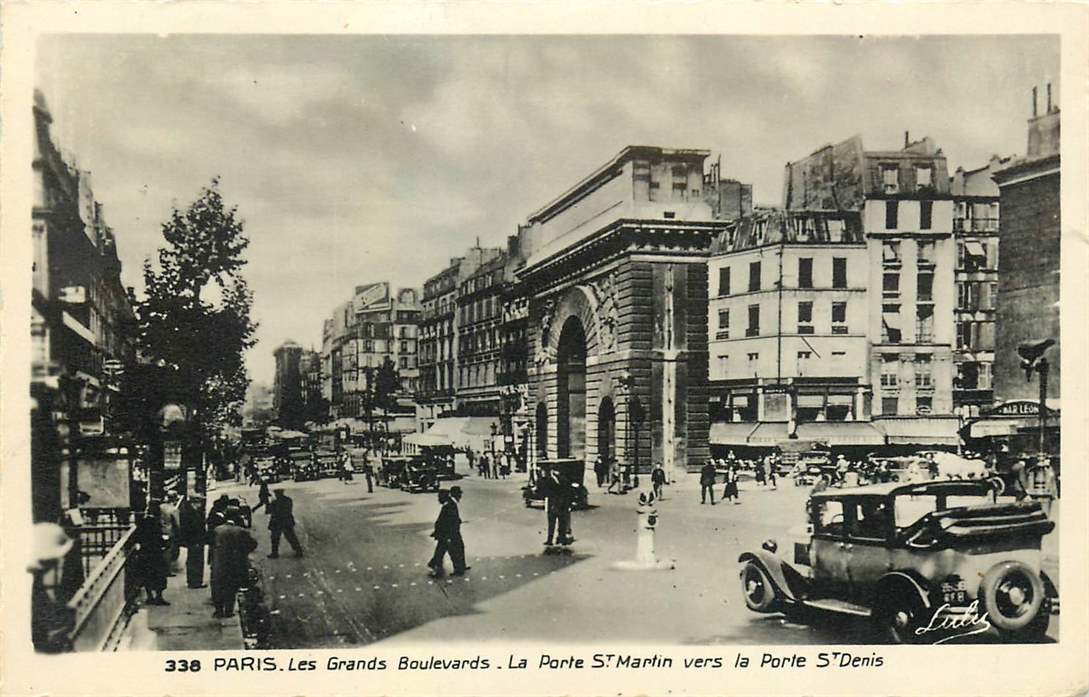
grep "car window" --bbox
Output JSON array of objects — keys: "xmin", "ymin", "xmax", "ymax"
[
  {"xmin": 813, "ymin": 499, "xmax": 846, "ymax": 537},
  {"xmin": 847, "ymin": 498, "xmax": 889, "ymax": 541}
]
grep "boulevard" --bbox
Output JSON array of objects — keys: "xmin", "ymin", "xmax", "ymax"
[{"xmin": 212, "ymin": 470, "xmax": 1060, "ymax": 648}]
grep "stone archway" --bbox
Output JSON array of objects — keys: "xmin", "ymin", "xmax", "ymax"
[
  {"xmin": 556, "ymin": 316, "xmax": 587, "ymax": 459},
  {"xmin": 597, "ymin": 396, "xmax": 616, "ymax": 464}
]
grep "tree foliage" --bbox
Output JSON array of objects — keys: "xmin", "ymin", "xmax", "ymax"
[{"xmin": 135, "ymin": 178, "xmax": 257, "ymax": 440}]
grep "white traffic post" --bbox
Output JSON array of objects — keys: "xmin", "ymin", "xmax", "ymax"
[{"xmin": 613, "ymin": 491, "xmax": 674, "ymax": 571}]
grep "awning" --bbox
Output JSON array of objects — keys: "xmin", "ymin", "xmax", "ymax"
[
  {"xmin": 709, "ymin": 422, "xmax": 757, "ymax": 445},
  {"xmin": 425, "ymin": 417, "xmax": 498, "ymax": 449},
  {"xmin": 874, "ymin": 417, "xmax": 961, "ymax": 445},
  {"xmin": 747, "ymin": 422, "xmax": 789, "ymax": 445},
  {"xmin": 796, "ymin": 422, "xmax": 884, "ymax": 445},
  {"xmin": 403, "ymin": 432, "xmax": 452, "ymax": 447},
  {"xmin": 964, "ymin": 241, "xmax": 986, "ymax": 258},
  {"xmin": 882, "ymin": 312, "xmax": 901, "ymax": 330}
]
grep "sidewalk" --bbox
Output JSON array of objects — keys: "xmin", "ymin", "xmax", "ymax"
[{"xmin": 117, "ymin": 547, "xmax": 244, "ymax": 651}]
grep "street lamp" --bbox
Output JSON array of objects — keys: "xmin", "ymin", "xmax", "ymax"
[{"xmin": 1017, "ymin": 338, "xmax": 1055, "ymax": 456}]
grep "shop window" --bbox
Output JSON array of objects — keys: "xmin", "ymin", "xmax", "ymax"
[{"xmin": 916, "ymin": 396, "xmax": 933, "ymax": 415}]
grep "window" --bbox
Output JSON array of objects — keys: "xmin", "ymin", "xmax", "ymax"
[
  {"xmin": 920, "ymin": 200, "xmax": 933, "ymax": 230},
  {"xmin": 916, "ymin": 396, "xmax": 933, "ymax": 415},
  {"xmin": 718, "ymin": 267, "xmax": 731, "ymax": 296},
  {"xmin": 832, "ymin": 257, "xmax": 847, "ymax": 288},
  {"xmin": 882, "ymin": 165, "xmax": 899, "ymax": 194},
  {"xmin": 882, "ymin": 396, "xmax": 900, "ymax": 415},
  {"xmin": 400, "ymin": 356, "xmax": 409, "ymax": 369},
  {"xmin": 716, "ymin": 309, "xmax": 730, "ymax": 340},
  {"xmin": 916, "ymin": 306, "xmax": 935, "ymax": 343},
  {"xmin": 916, "ymin": 166, "xmax": 933, "ymax": 190},
  {"xmin": 747, "ymin": 352, "xmax": 759, "ymax": 363},
  {"xmin": 917, "ymin": 272, "xmax": 934, "ymax": 302},
  {"xmin": 882, "ymin": 304, "xmax": 902, "ymax": 344},
  {"xmin": 748, "ymin": 261, "xmax": 761, "ymax": 292},
  {"xmin": 880, "ymin": 356, "xmax": 899, "ymax": 388},
  {"xmin": 746, "ymin": 304, "xmax": 760, "ymax": 337},
  {"xmin": 882, "ymin": 242, "xmax": 901, "ymax": 265},
  {"xmin": 917, "ymin": 241, "xmax": 935, "ymax": 266},
  {"xmin": 827, "ymin": 219, "xmax": 845, "ymax": 243},
  {"xmin": 885, "ymin": 201, "xmax": 899, "ymax": 229},
  {"xmin": 797, "ymin": 301, "xmax": 814, "ymax": 334},
  {"xmin": 883, "ymin": 272, "xmax": 900, "ymax": 296},
  {"xmin": 957, "ymin": 321, "xmax": 971, "ymax": 349},
  {"xmin": 915, "ymin": 355, "xmax": 933, "ymax": 388},
  {"xmin": 832, "ymin": 302, "xmax": 848, "ymax": 334},
  {"xmin": 963, "ymin": 241, "xmax": 986, "ymax": 271},
  {"xmin": 813, "ymin": 499, "xmax": 846, "ymax": 537},
  {"xmin": 797, "ymin": 351, "xmax": 812, "ymax": 373},
  {"xmin": 798, "ymin": 258, "xmax": 813, "ymax": 288}
]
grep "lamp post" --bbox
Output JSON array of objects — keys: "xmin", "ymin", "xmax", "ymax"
[{"xmin": 1017, "ymin": 338, "xmax": 1055, "ymax": 456}]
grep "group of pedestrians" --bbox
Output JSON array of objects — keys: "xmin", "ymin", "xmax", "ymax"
[
  {"xmin": 472, "ymin": 449, "xmax": 512, "ymax": 479},
  {"xmin": 699, "ymin": 459, "xmax": 742, "ymax": 505}
]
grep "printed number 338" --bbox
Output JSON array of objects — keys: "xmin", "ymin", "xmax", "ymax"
[{"xmin": 164, "ymin": 659, "xmax": 202, "ymax": 672}]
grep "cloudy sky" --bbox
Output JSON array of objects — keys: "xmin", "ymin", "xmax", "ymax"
[{"xmin": 36, "ymin": 34, "xmax": 1058, "ymax": 384}]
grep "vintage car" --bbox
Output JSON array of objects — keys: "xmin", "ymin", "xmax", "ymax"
[
  {"xmin": 252, "ymin": 451, "xmax": 281, "ymax": 484},
  {"xmin": 314, "ymin": 450, "xmax": 340, "ymax": 478},
  {"xmin": 738, "ymin": 480, "xmax": 1056, "ymax": 643},
  {"xmin": 402, "ymin": 458, "xmax": 444, "ymax": 493},
  {"xmin": 790, "ymin": 450, "xmax": 834, "ymax": 486},
  {"xmin": 379, "ymin": 455, "xmax": 411, "ymax": 488},
  {"xmin": 290, "ymin": 448, "xmax": 319, "ymax": 482}
]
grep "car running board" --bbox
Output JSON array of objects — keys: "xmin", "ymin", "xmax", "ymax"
[{"xmin": 805, "ymin": 598, "xmax": 872, "ymax": 617}]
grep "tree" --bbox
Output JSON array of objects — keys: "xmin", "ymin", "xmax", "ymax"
[{"xmin": 135, "ymin": 178, "xmax": 257, "ymax": 445}]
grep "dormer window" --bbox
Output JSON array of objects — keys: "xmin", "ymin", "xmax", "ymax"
[
  {"xmin": 881, "ymin": 165, "xmax": 899, "ymax": 194},
  {"xmin": 915, "ymin": 165, "xmax": 933, "ymax": 190}
]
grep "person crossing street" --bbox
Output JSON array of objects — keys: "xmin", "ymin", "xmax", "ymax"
[
  {"xmin": 266, "ymin": 489, "xmax": 304, "ymax": 558},
  {"xmin": 651, "ymin": 462, "xmax": 667, "ymax": 500},
  {"xmin": 430, "ymin": 486, "xmax": 469, "ymax": 576},
  {"xmin": 700, "ymin": 460, "xmax": 717, "ymax": 505}
]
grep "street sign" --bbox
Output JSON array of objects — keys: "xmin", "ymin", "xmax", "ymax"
[{"xmin": 983, "ymin": 400, "xmax": 1054, "ymax": 418}]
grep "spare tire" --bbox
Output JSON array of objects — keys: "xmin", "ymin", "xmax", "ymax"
[{"xmin": 980, "ymin": 561, "xmax": 1045, "ymax": 632}]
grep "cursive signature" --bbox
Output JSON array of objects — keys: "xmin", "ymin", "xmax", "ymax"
[{"xmin": 914, "ymin": 600, "xmax": 992, "ymax": 644}]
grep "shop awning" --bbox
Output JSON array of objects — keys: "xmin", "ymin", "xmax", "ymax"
[
  {"xmin": 403, "ymin": 432, "xmax": 452, "ymax": 447},
  {"xmin": 709, "ymin": 422, "xmax": 758, "ymax": 445},
  {"xmin": 796, "ymin": 422, "xmax": 884, "ymax": 445},
  {"xmin": 747, "ymin": 422, "xmax": 789, "ymax": 445},
  {"xmin": 874, "ymin": 417, "xmax": 961, "ymax": 445}
]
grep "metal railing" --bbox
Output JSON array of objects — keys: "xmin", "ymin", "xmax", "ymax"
[{"xmin": 66, "ymin": 523, "xmax": 137, "ymax": 651}]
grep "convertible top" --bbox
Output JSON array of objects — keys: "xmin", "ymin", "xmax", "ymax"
[{"xmin": 810, "ymin": 479, "xmax": 993, "ymax": 500}]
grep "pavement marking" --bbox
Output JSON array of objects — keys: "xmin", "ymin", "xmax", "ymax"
[
  {"xmin": 398, "ymin": 564, "xmax": 405, "ymax": 568},
  {"xmin": 382, "ymin": 565, "xmax": 389, "ymax": 569},
  {"xmin": 355, "ymin": 587, "xmax": 362, "ymax": 591},
  {"xmin": 373, "ymin": 585, "xmax": 381, "ymax": 590},
  {"xmin": 279, "ymin": 594, "xmax": 286, "ymax": 599},
  {"xmin": 481, "ymin": 577, "xmax": 487, "ymax": 581},
  {"xmin": 499, "ymin": 575, "xmax": 506, "ymax": 579},
  {"xmin": 427, "ymin": 580, "xmax": 434, "ymax": 585},
  {"xmin": 532, "ymin": 572, "xmax": 539, "ymax": 576},
  {"xmin": 367, "ymin": 567, "xmax": 372, "ymax": 571},
  {"xmin": 410, "ymin": 582, "xmax": 417, "ymax": 586},
  {"xmin": 391, "ymin": 583, "xmax": 399, "ymax": 588},
  {"xmin": 303, "ymin": 572, "xmax": 311, "ymax": 577},
  {"xmin": 335, "ymin": 569, "xmax": 342, "ymax": 573},
  {"xmin": 268, "ymin": 576, "xmax": 275, "ymax": 580},
  {"xmin": 285, "ymin": 574, "xmax": 292, "ymax": 579},
  {"xmin": 337, "ymin": 589, "xmax": 344, "ymax": 593},
  {"xmin": 515, "ymin": 574, "xmax": 522, "ymax": 578},
  {"xmin": 297, "ymin": 593, "xmax": 305, "ymax": 597}
]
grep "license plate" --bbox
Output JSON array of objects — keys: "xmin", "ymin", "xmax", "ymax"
[{"xmin": 944, "ymin": 590, "xmax": 967, "ymax": 604}]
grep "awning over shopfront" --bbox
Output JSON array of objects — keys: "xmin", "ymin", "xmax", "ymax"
[
  {"xmin": 795, "ymin": 422, "xmax": 884, "ymax": 445},
  {"xmin": 403, "ymin": 432, "xmax": 452, "ymax": 447},
  {"xmin": 425, "ymin": 417, "xmax": 498, "ymax": 450},
  {"xmin": 747, "ymin": 422, "xmax": 789, "ymax": 446},
  {"xmin": 873, "ymin": 417, "xmax": 961, "ymax": 445},
  {"xmin": 709, "ymin": 422, "xmax": 758, "ymax": 445}
]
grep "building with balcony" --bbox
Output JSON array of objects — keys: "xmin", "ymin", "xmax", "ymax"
[
  {"xmin": 456, "ymin": 250, "xmax": 509, "ymax": 416},
  {"xmin": 950, "ymin": 156, "xmax": 1009, "ymax": 418}
]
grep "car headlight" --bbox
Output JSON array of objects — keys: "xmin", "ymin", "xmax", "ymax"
[{"xmin": 762, "ymin": 539, "xmax": 778, "ymax": 553}]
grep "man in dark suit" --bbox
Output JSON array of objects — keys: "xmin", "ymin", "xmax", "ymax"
[
  {"xmin": 432, "ymin": 486, "xmax": 469, "ymax": 576},
  {"xmin": 700, "ymin": 460, "xmax": 717, "ymax": 505},
  {"xmin": 210, "ymin": 508, "xmax": 257, "ymax": 618},
  {"xmin": 539, "ymin": 465, "xmax": 574, "ymax": 546},
  {"xmin": 267, "ymin": 489, "xmax": 303, "ymax": 558},
  {"xmin": 428, "ymin": 490, "xmax": 451, "ymax": 576},
  {"xmin": 178, "ymin": 495, "xmax": 208, "ymax": 589}
]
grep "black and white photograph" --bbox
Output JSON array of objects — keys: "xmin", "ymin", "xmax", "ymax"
[{"xmin": 2, "ymin": 4, "xmax": 1087, "ymax": 697}]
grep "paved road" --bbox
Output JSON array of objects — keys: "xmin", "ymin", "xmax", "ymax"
[{"xmin": 232, "ymin": 472, "xmax": 1058, "ymax": 648}]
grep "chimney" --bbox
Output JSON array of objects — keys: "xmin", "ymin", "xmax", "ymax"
[
  {"xmin": 904, "ymin": 131, "xmax": 910, "ymax": 149},
  {"xmin": 1046, "ymin": 82, "xmax": 1053, "ymax": 112},
  {"xmin": 1032, "ymin": 86, "xmax": 1038, "ymax": 117}
]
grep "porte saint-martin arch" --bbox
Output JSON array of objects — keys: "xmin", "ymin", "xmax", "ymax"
[{"xmin": 516, "ymin": 146, "xmax": 728, "ymax": 480}]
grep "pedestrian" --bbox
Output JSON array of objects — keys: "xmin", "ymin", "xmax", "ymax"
[
  {"xmin": 700, "ymin": 460, "xmax": 716, "ymax": 505},
  {"xmin": 500, "ymin": 453, "xmax": 511, "ymax": 479},
  {"xmin": 209, "ymin": 507, "xmax": 257, "ymax": 618},
  {"xmin": 432, "ymin": 486, "xmax": 470, "ymax": 576},
  {"xmin": 651, "ymin": 462, "xmax": 667, "ymax": 500},
  {"xmin": 178, "ymin": 495, "xmax": 208, "ymax": 589},
  {"xmin": 160, "ymin": 493, "xmax": 181, "ymax": 576},
  {"xmin": 266, "ymin": 489, "xmax": 304, "ymax": 558},
  {"xmin": 606, "ymin": 460, "xmax": 622, "ymax": 495},
  {"xmin": 593, "ymin": 455, "xmax": 606, "ymax": 488},
  {"xmin": 253, "ymin": 480, "xmax": 271, "ymax": 514},
  {"xmin": 427, "ymin": 490, "xmax": 452, "ymax": 575},
  {"xmin": 479, "ymin": 454, "xmax": 489, "ymax": 479},
  {"xmin": 363, "ymin": 462, "xmax": 374, "ymax": 493},
  {"xmin": 723, "ymin": 466, "xmax": 740, "ymax": 503},
  {"xmin": 491, "ymin": 454, "xmax": 500, "ymax": 479},
  {"xmin": 134, "ymin": 501, "xmax": 170, "ymax": 606},
  {"xmin": 207, "ymin": 494, "xmax": 229, "ymax": 532},
  {"xmin": 539, "ymin": 465, "xmax": 573, "ymax": 546},
  {"xmin": 755, "ymin": 459, "xmax": 767, "ymax": 487},
  {"xmin": 812, "ymin": 473, "xmax": 830, "ymax": 495},
  {"xmin": 467, "ymin": 448, "xmax": 476, "ymax": 475},
  {"xmin": 768, "ymin": 457, "xmax": 779, "ymax": 490}
]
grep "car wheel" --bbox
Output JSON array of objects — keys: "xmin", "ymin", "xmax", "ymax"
[
  {"xmin": 740, "ymin": 562, "xmax": 779, "ymax": 613},
  {"xmin": 980, "ymin": 561, "xmax": 1046, "ymax": 634},
  {"xmin": 872, "ymin": 590, "xmax": 925, "ymax": 644}
]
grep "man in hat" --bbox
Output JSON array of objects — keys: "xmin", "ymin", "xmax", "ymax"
[
  {"xmin": 209, "ymin": 507, "xmax": 257, "ymax": 618},
  {"xmin": 135, "ymin": 501, "xmax": 170, "ymax": 606},
  {"xmin": 267, "ymin": 489, "xmax": 303, "ymax": 558},
  {"xmin": 178, "ymin": 494, "xmax": 208, "ymax": 589},
  {"xmin": 427, "ymin": 490, "xmax": 451, "ymax": 576},
  {"xmin": 700, "ymin": 459, "xmax": 717, "ymax": 505},
  {"xmin": 539, "ymin": 464, "xmax": 574, "ymax": 546},
  {"xmin": 432, "ymin": 486, "xmax": 469, "ymax": 575}
]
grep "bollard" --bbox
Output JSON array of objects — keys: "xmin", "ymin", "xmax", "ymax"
[{"xmin": 612, "ymin": 491, "xmax": 674, "ymax": 571}]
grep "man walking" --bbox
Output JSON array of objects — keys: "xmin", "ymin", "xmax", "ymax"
[
  {"xmin": 178, "ymin": 495, "xmax": 208, "ymax": 589},
  {"xmin": 267, "ymin": 489, "xmax": 304, "ymax": 558},
  {"xmin": 539, "ymin": 465, "xmax": 574, "ymax": 546},
  {"xmin": 363, "ymin": 461, "xmax": 374, "ymax": 493},
  {"xmin": 210, "ymin": 507, "xmax": 257, "ymax": 618},
  {"xmin": 433, "ymin": 486, "xmax": 469, "ymax": 575},
  {"xmin": 427, "ymin": 490, "xmax": 451, "ymax": 576},
  {"xmin": 593, "ymin": 455, "xmax": 607, "ymax": 488},
  {"xmin": 700, "ymin": 459, "xmax": 717, "ymax": 505},
  {"xmin": 651, "ymin": 462, "xmax": 667, "ymax": 501}
]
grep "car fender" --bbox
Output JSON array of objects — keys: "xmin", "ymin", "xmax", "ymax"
[
  {"xmin": 875, "ymin": 570, "xmax": 933, "ymax": 610},
  {"xmin": 738, "ymin": 550, "xmax": 800, "ymax": 602}
]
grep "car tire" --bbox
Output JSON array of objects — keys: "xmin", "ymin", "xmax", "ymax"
[
  {"xmin": 740, "ymin": 562, "xmax": 779, "ymax": 613},
  {"xmin": 980, "ymin": 561, "xmax": 1046, "ymax": 633},
  {"xmin": 872, "ymin": 590, "xmax": 926, "ymax": 644}
]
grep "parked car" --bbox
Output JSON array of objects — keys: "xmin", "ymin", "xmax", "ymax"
[
  {"xmin": 290, "ymin": 449, "xmax": 319, "ymax": 481},
  {"xmin": 403, "ymin": 458, "xmax": 443, "ymax": 493},
  {"xmin": 738, "ymin": 479, "xmax": 1056, "ymax": 643}
]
